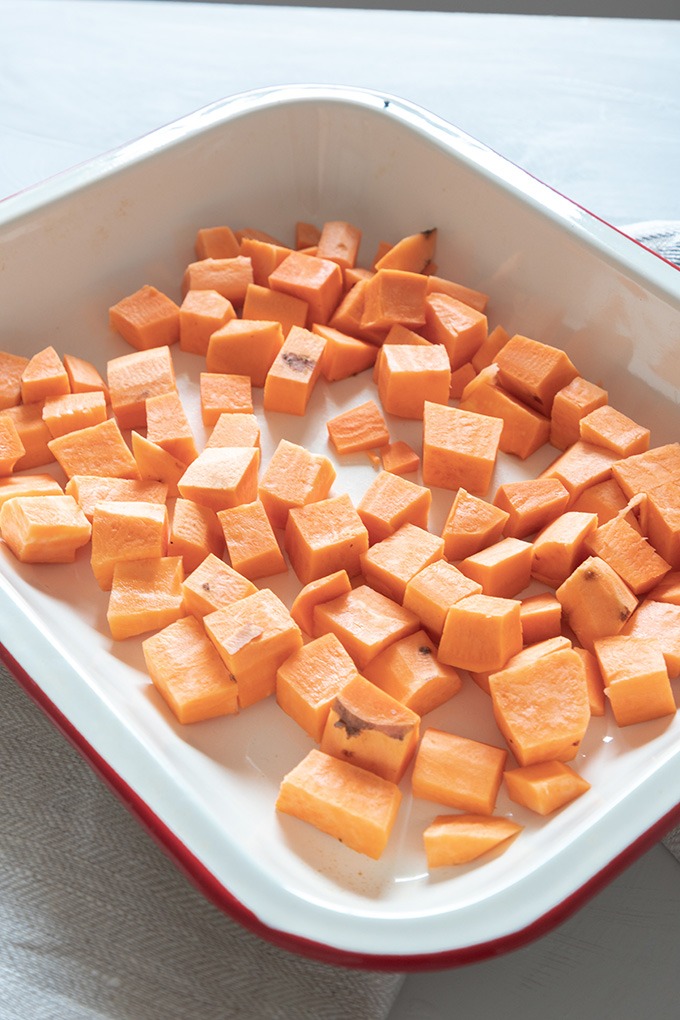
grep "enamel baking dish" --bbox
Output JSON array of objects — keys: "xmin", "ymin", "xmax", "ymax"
[{"xmin": 1, "ymin": 85, "xmax": 680, "ymax": 970}]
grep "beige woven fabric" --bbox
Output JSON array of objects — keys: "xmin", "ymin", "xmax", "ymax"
[{"xmin": 0, "ymin": 660, "xmax": 404, "ymax": 1020}]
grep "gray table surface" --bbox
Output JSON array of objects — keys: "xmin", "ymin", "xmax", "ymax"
[{"xmin": 2, "ymin": 3, "xmax": 680, "ymax": 1017}]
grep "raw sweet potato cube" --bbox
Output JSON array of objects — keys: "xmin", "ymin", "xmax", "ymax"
[
  {"xmin": 422, "ymin": 401, "xmax": 503, "ymax": 496},
  {"xmin": 423, "ymin": 814, "xmax": 522, "ymax": 868},
  {"xmin": 313, "ymin": 324, "xmax": 378, "ymax": 382},
  {"xmin": 326, "ymin": 399, "xmax": 390, "ymax": 455},
  {"xmin": 64, "ymin": 475, "xmax": 168, "ymax": 522},
  {"xmin": 458, "ymin": 365, "xmax": 551, "ymax": 460},
  {"xmin": 258, "ymin": 438, "xmax": 336, "ymax": 530},
  {"xmin": 357, "ymin": 470, "xmax": 431, "ymax": 545},
  {"xmin": 2, "ymin": 404, "xmax": 54, "ymax": 471},
  {"xmin": 20, "ymin": 345, "xmax": 70, "ymax": 404},
  {"xmin": 579, "ymin": 403, "xmax": 650, "ymax": 457},
  {"xmin": 204, "ymin": 587, "xmax": 303, "ymax": 708},
  {"xmin": 426, "ymin": 274, "xmax": 489, "ymax": 313},
  {"xmin": 573, "ymin": 644, "xmax": 606, "ymax": 717},
  {"xmin": 550, "ymin": 375, "xmax": 608, "ymax": 451},
  {"xmin": 313, "ymin": 583, "xmax": 420, "ymax": 670},
  {"xmin": 107, "ymin": 345, "xmax": 177, "ymax": 430},
  {"xmin": 380, "ymin": 440, "xmax": 420, "ymax": 476},
  {"xmin": 181, "ymin": 552, "xmax": 257, "ymax": 619},
  {"xmin": 217, "ymin": 499, "xmax": 287, "ymax": 580},
  {"xmin": 360, "ymin": 522, "xmax": 444, "ymax": 603},
  {"xmin": 206, "ymin": 319, "xmax": 284, "ymax": 387},
  {"xmin": 63, "ymin": 354, "xmax": 109, "ymax": 401},
  {"xmin": 241, "ymin": 283, "xmax": 309, "ymax": 336},
  {"xmin": 268, "ymin": 250, "xmax": 344, "ymax": 327},
  {"xmin": 422, "ymin": 291, "xmax": 487, "ymax": 370},
  {"xmin": 142, "ymin": 614, "xmax": 238, "ymax": 723},
  {"xmin": 363, "ymin": 629, "xmax": 462, "ymax": 716},
  {"xmin": 375, "ymin": 228, "xmax": 437, "ymax": 273},
  {"xmin": 488, "ymin": 646, "xmax": 590, "ymax": 765},
  {"xmin": 289, "ymin": 569, "xmax": 352, "ymax": 637},
  {"xmin": 205, "ymin": 413, "xmax": 260, "ymax": 451},
  {"xmin": 239, "ymin": 234, "xmax": 294, "ymax": 283},
  {"xmin": 131, "ymin": 432, "xmax": 187, "ymax": 498},
  {"xmin": 403, "ymin": 559, "xmax": 482, "ymax": 641},
  {"xmin": 568, "ymin": 477, "xmax": 629, "ymax": 525},
  {"xmin": 177, "ymin": 446, "xmax": 259, "ymax": 513},
  {"xmin": 584, "ymin": 513, "xmax": 671, "ymax": 595},
  {"xmin": 519, "ymin": 592, "xmax": 563, "ymax": 646},
  {"xmin": 48, "ymin": 418, "xmax": 140, "ymax": 480},
  {"xmin": 457, "ymin": 536, "xmax": 533, "ymax": 599},
  {"xmin": 41, "ymin": 391, "xmax": 108, "ymax": 439},
  {"xmin": 644, "ymin": 485, "xmax": 680, "ymax": 569},
  {"xmin": 276, "ymin": 748, "xmax": 402, "ymax": 860},
  {"xmin": 494, "ymin": 333, "xmax": 578, "ymax": 415},
  {"xmin": 90, "ymin": 499, "xmax": 168, "ymax": 590},
  {"xmin": 360, "ymin": 268, "xmax": 428, "ymax": 332},
  {"xmin": 181, "ymin": 255, "xmax": 253, "ymax": 305},
  {"xmin": 0, "ymin": 416, "xmax": 25, "ymax": 476},
  {"xmin": 621, "ymin": 599, "xmax": 680, "ymax": 677},
  {"xmin": 470, "ymin": 634, "xmax": 573, "ymax": 696},
  {"xmin": 145, "ymin": 390, "xmax": 198, "ymax": 465},
  {"xmin": 503, "ymin": 761, "xmax": 591, "ymax": 815},
  {"xmin": 320, "ymin": 673, "xmax": 421, "ymax": 783},
  {"xmin": 199, "ymin": 372, "xmax": 253, "ymax": 426},
  {"xmin": 194, "ymin": 225, "xmax": 240, "ymax": 260},
  {"xmin": 471, "ymin": 323, "xmax": 509, "ymax": 372},
  {"xmin": 284, "ymin": 493, "xmax": 368, "ymax": 585},
  {"xmin": 263, "ymin": 326, "xmax": 326, "ymax": 416},
  {"xmin": 0, "ymin": 350, "xmax": 29, "ymax": 410},
  {"xmin": 438, "ymin": 592, "xmax": 523, "ymax": 673},
  {"xmin": 611, "ymin": 442, "xmax": 680, "ymax": 501},
  {"xmin": 377, "ymin": 343, "xmax": 451, "ymax": 419},
  {"xmin": 531, "ymin": 510, "xmax": 599, "ymax": 588},
  {"xmin": 540, "ymin": 440, "xmax": 620, "ymax": 502},
  {"xmin": 276, "ymin": 632, "xmax": 359, "ymax": 742},
  {"xmin": 109, "ymin": 285, "xmax": 180, "ymax": 351},
  {"xmin": 0, "ymin": 474, "xmax": 63, "ymax": 512},
  {"xmin": 556, "ymin": 555, "xmax": 638, "ymax": 651},
  {"xmin": 107, "ymin": 555, "xmax": 185, "ymax": 640},
  {"xmin": 315, "ymin": 219, "xmax": 362, "ymax": 269},
  {"xmin": 179, "ymin": 288, "xmax": 235, "ymax": 356},
  {"xmin": 168, "ymin": 497, "xmax": 224, "ymax": 573},
  {"xmin": 440, "ymin": 486, "xmax": 509, "ymax": 561},
  {"xmin": 593, "ymin": 634, "xmax": 676, "ymax": 726},
  {"xmin": 0, "ymin": 494, "xmax": 91, "ymax": 564},
  {"xmin": 493, "ymin": 477, "xmax": 570, "ymax": 539},
  {"xmin": 412, "ymin": 728, "xmax": 507, "ymax": 815}
]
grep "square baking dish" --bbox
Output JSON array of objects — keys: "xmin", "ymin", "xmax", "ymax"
[{"xmin": 1, "ymin": 84, "xmax": 680, "ymax": 970}]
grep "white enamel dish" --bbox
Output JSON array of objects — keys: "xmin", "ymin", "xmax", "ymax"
[{"xmin": 1, "ymin": 85, "xmax": 680, "ymax": 970}]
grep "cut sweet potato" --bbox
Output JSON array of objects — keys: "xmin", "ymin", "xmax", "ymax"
[
  {"xmin": 423, "ymin": 814, "xmax": 522, "ymax": 868},
  {"xmin": 363, "ymin": 629, "xmax": 462, "ymax": 716},
  {"xmin": 412, "ymin": 728, "xmax": 507, "ymax": 815},
  {"xmin": 285, "ymin": 493, "xmax": 368, "ymax": 585},
  {"xmin": 107, "ymin": 555, "xmax": 185, "ymax": 640},
  {"xmin": 258, "ymin": 438, "xmax": 335, "ymax": 530},
  {"xmin": 276, "ymin": 632, "xmax": 359, "ymax": 742},
  {"xmin": 0, "ymin": 494, "xmax": 91, "ymax": 563}
]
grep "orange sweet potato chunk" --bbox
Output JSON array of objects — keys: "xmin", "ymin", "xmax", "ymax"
[
  {"xmin": 289, "ymin": 569, "xmax": 352, "ymax": 637},
  {"xmin": 90, "ymin": 499, "xmax": 168, "ymax": 590},
  {"xmin": 556, "ymin": 555, "xmax": 638, "ymax": 651},
  {"xmin": 361, "ymin": 268, "xmax": 428, "ymax": 332},
  {"xmin": 377, "ymin": 343, "xmax": 451, "ymax": 419},
  {"xmin": 503, "ymin": 761, "xmax": 591, "ymax": 815},
  {"xmin": 131, "ymin": 431, "xmax": 187, "ymax": 498},
  {"xmin": 422, "ymin": 292, "xmax": 487, "ymax": 370},
  {"xmin": 380, "ymin": 440, "xmax": 420, "ymax": 476},
  {"xmin": 459, "ymin": 364, "xmax": 551, "ymax": 461},
  {"xmin": 412, "ymin": 728, "xmax": 507, "ymax": 815},
  {"xmin": 168, "ymin": 497, "xmax": 224, "ymax": 573},
  {"xmin": 593, "ymin": 634, "xmax": 676, "ymax": 726},
  {"xmin": 205, "ymin": 412, "xmax": 260, "ymax": 451},
  {"xmin": 142, "ymin": 614, "xmax": 238, "ymax": 723},
  {"xmin": 284, "ymin": 493, "xmax": 368, "ymax": 585},
  {"xmin": 519, "ymin": 592, "xmax": 563, "ymax": 646},
  {"xmin": 48, "ymin": 417, "xmax": 140, "ymax": 480},
  {"xmin": 181, "ymin": 552, "xmax": 257, "ymax": 619},
  {"xmin": 0, "ymin": 474, "xmax": 63, "ymax": 511},
  {"xmin": 181, "ymin": 255, "xmax": 253, "ymax": 306},
  {"xmin": 206, "ymin": 319, "xmax": 284, "ymax": 387},
  {"xmin": 457, "ymin": 536, "xmax": 533, "ymax": 599},
  {"xmin": 0, "ymin": 404, "xmax": 54, "ymax": 471},
  {"xmin": 422, "ymin": 402, "xmax": 503, "ymax": 496},
  {"xmin": 41, "ymin": 391, "xmax": 108, "ymax": 439},
  {"xmin": 357, "ymin": 470, "xmax": 431, "ymax": 546},
  {"xmin": 313, "ymin": 324, "xmax": 378, "ymax": 382},
  {"xmin": 360, "ymin": 522, "xmax": 445, "ymax": 604},
  {"xmin": 263, "ymin": 326, "xmax": 326, "ymax": 416},
  {"xmin": 423, "ymin": 814, "xmax": 522, "ymax": 868},
  {"xmin": 579, "ymin": 403, "xmax": 650, "ymax": 458},
  {"xmin": 276, "ymin": 748, "xmax": 402, "ymax": 860},
  {"xmin": 489, "ymin": 646, "xmax": 591, "ymax": 765},
  {"xmin": 493, "ymin": 477, "xmax": 570, "ymax": 539},
  {"xmin": 320, "ymin": 673, "xmax": 421, "ymax": 784},
  {"xmin": 0, "ymin": 351, "xmax": 30, "ymax": 410},
  {"xmin": 179, "ymin": 288, "xmax": 235, "ymax": 356},
  {"xmin": 313, "ymin": 583, "xmax": 420, "ymax": 670},
  {"xmin": 276, "ymin": 632, "xmax": 359, "ymax": 742},
  {"xmin": 217, "ymin": 499, "xmax": 287, "ymax": 580},
  {"xmin": 403, "ymin": 559, "xmax": 482, "ymax": 642},
  {"xmin": 107, "ymin": 345, "xmax": 177, "ymax": 430},
  {"xmin": 204, "ymin": 587, "xmax": 303, "ymax": 708},
  {"xmin": 621, "ymin": 599, "xmax": 680, "ymax": 678},
  {"xmin": 0, "ymin": 494, "xmax": 91, "ymax": 564},
  {"xmin": 440, "ymin": 486, "xmax": 509, "ymax": 561},
  {"xmin": 145, "ymin": 390, "xmax": 198, "ymax": 465},
  {"xmin": 194, "ymin": 225, "xmax": 241, "ymax": 260},
  {"xmin": 269, "ymin": 250, "xmax": 344, "ymax": 328},
  {"xmin": 63, "ymin": 353, "xmax": 109, "ymax": 401},
  {"xmin": 494, "ymin": 333, "xmax": 578, "ymax": 415},
  {"xmin": 375, "ymin": 228, "xmax": 437, "ymax": 274},
  {"xmin": 199, "ymin": 372, "xmax": 253, "ymax": 426},
  {"xmin": 0, "ymin": 416, "xmax": 25, "ymax": 476},
  {"xmin": 109, "ymin": 284, "xmax": 180, "ymax": 351},
  {"xmin": 64, "ymin": 475, "xmax": 167, "ymax": 522},
  {"xmin": 326, "ymin": 399, "xmax": 390, "ymax": 456},
  {"xmin": 438, "ymin": 592, "xmax": 523, "ymax": 673},
  {"xmin": 363, "ymin": 629, "xmax": 462, "ymax": 716},
  {"xmin": 258, "ymin": 438, "xmax": 335, "ymax": 530},
  {"xmin": 177, "ymin": 446, "xmax": 259, "ymax": 513},
  {"xmin": 20, "ymin": 345, "xmax": 70, "ymax": 404},
  {"xmin": 531, "ymin": 510, "xmax": 598, "ymax": 588},
  {"xmin": 550, "ymin": 376, "xmax": 608, "ymax": 451},
  {"xmin": 107, "ymin": 555, "xmax": 185, "ymax": 640}
]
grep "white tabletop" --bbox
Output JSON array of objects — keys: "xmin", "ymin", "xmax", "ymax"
[{"xmin": 2, "ymin": 3, "xmax": 680, "ymax": 1017}]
